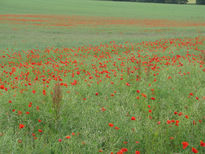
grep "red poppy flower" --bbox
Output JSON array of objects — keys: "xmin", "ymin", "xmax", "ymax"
[
  {"xmin": 19, "ymin": 124, "xmax": 25, "ymax": 129},
  {"xmin": 101, "ymin": 107, "xmax": 106, "ymax": 112},
  {"xmin": 200, "ymin": 140, "xmax": 205, "ymax": 147},
  {"xmin": 192, "ymin": 147, "xmax": 198, "ymax": 153},
  {"xmin": 0, "ymin": 85, "xmax": 4, "ymax": 89},
  {"xmin": 99, "ymin": 149, "xmax": 103, "ymax": 152},
  {"xmin": 167, "ymin": 120, "xmax": 171, "ymax": 124},
  {"xmin": 66, "ymin": 136, "xmax": 71, "ymax": 139},
  {"xmin": 182, "ymin": 142, "xmax": 189, "ymax": 149},
  {"xmin": 148, "ymin": 105, "xmax": 151, "ymax": 108},
  {"xmin": 141, "ymin": 93, "xmax": 147, "ymax": 98},
  {"xmin": 115, "ymin": 127, "xmax": 120, "ymax": 130},
  {"xmin": 131, "ymin": 116, "xmax": 136, "ymax": 120},
  {"xmin": 178, "ymin": 112, "xmax": 183, "ymax": 116},
  {"xmin": 43, "ymin": 89, "xmax": 46, "ymax": 95},
  {"xmin": 189, "ymin": 93, "xmax": 194, "ymax": 96},
  {"xmin": 121, "ymin": 148, "xmax": 128, "ymax": 152}
]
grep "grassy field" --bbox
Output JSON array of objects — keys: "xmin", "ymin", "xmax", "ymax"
[{"xmin": 0, "ymin": 0, "xmax": 205, "ymax": 154}]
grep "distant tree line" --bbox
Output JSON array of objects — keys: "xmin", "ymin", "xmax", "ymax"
[
  {"xmin": 197, "ymin": 0, "xmax": 205, "ymax": 4},
  {"xmin": 112, "ymin": 0, "xmax": 205, "ymax": 4}
]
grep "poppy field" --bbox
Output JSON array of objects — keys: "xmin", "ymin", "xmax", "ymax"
[{"xmin": 0, "ymin": 0, "xmax": 205, "ymax": 154}]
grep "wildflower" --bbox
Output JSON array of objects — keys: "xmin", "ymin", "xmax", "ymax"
[
  {"xmin": 182, "ymin": 142, "xmax": 189, "ymax": 149},
  {"xmin": 185, "ymin": 115, "xmax": 189, "ymax": 119},
  {"xmin": 109, "ymin": 123, "xmax": 114, "ymax": 127},
  {"xmin": 131, "ymin": 116, "xmax": 136, "ymax": 120},
  {"xmin": 192, "ymin": 147, "xmax": 198, "ymax": 153},
  {"xmin": 200, "ymin": 140, "xmax": 205, "ymax": 147},
  {"xmin": 121, "ymin": 148, "xmax": 128, "ymax": 152},
  {"xmin": 175, "ymin": 120, "xmax": 179, "ymax": 126},
  {"xmin": 178, "ymin": 112, "xmax": 183, "ymax": 116},
  {"xmin": 18, "ymin": 111, "xmax": 22, "ymax": 115},
  {"xmin": 66, "ymin": 136, "xmax": 71, "ymax": 139},
  {"xmin": 58, "ymin": 139, "xmax": 62, "ymax": 142},
  {"xmin": 43, "ymin": 89, "xmax": 46, "ymax": 95},
  {"xmin": 101, "ymin": 107, "xmax": 106, "ymax": 112},
  {"xmin": 148, "ymin": 105, "xmax": 151, "ymax": 108},
  {"xmin": 115, "ymin": 127, "xmax": 120, "ymax": 130},
  {"xmin": 126, "ymin": 83, "xmax": 130, "ymax": 86},
  {"xmin": 96, "ymin": 92, "xmax": 99, "ymax": 96},
  {"xmin": 136, "ymin": 151, "xmax": 140, "ymax": 154},
  {"xmin": 189, "ymin": 93, "xmax": 194, "ymax": 96},
  {"xmin": 38, "ymin": 129, "xmax": 43, "ymax": 133},
  {"xmin": 167, "ymin": 120, "xmax": 171, "ymax": 124},
  {"xmin": 19, "ymin": 124, "xmax": 25, "ymax": 129},
  {"xmin": 0, "ymin": 85, "xmax": 4, "ymax": 89},
  {"xmin": 141, "ymin": 93, "xmax": 147, "ymax": 98}
]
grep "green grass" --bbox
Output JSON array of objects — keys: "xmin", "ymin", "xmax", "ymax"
[
  {"xmin": 0, "ymin": 0, "xmax": 205, "ymax": 154},
  {"xmin": 0, "ymin": 0, "xmax": 205, "ymax": 20},
  {"xmin": 0, "ymin": 0, "xmax": 205, "ymax": 50}
]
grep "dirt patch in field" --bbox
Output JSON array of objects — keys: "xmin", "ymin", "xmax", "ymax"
[{"xmin": 0, "ymin": 14, "xmax": 205, "ymax": 28}]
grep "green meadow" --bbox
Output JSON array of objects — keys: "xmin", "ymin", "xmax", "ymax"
[
  {"xmin": 0, "ymin": 0, "xmax": 205, "ymax": 49},
  {"xmin": 0, "ymin": 0, "xmax": 205, "ymax": 154}
]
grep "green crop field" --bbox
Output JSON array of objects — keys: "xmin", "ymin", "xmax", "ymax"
[{"xmin": 0, "ymin": 0, "xmax": 205, "ymax": 154}]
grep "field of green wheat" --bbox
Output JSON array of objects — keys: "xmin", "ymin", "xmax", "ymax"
[{"xmin": 0, "ymin": 0, "xmax": 205, "ymax": 153}]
